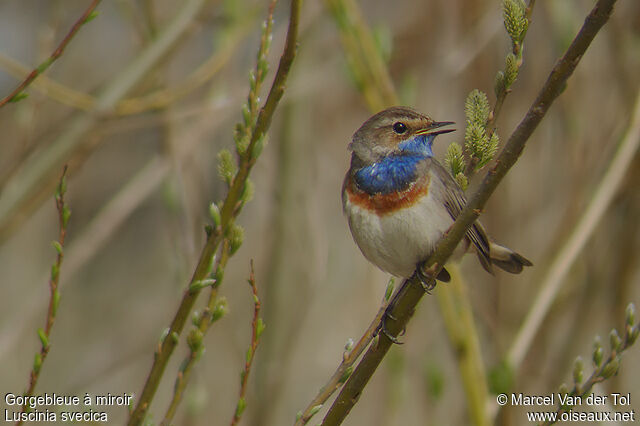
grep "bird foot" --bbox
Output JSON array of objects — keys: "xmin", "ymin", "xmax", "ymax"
[
  {"xmin": 376, "ymin": 309, "xmax": 405, "ymax": 345},
  {"xmin": 415, "ymin": 263, "xmax": 439, "ymax": 293}
]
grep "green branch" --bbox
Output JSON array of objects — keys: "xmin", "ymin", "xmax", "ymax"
[
  {"xmin": 0, "ymin": 1, "xmax": 101, "ymax": 108},
  {"xmin": 320, "ymin": 0, "xmax": 618, "ymax": 424},
  {"xmin": 16, "ymin": 167, "xmax": 70, "ymax": 426},
  {"xmin": 230, "ymin": 261, "xmax": 265, "ymax": 426},
  {"xmin": 127, "ymin": 0, "xmax": 302, "ymax": 424},
  {"xmin": 540, "ymin": 304, "xmax": 639, "ymax": 426}
]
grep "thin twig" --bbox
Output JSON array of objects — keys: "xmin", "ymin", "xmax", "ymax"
[
  {"xmin": 294, "ymin": 293, "xmax": 391, "ymax": 425},
  {"xmin": 320, "ymin": 0, "xmax": 618, "ymax": 424},
  {"xmin": 230, "ymin": 261, "xmax": 264, "ymax": 426},
  {"xmin": 465, "ymin": 0, "xmax": 536, "ymax": 177},
  {"xmin": 0, "ymin": 1, "xmax": 101, "ymax": 108},
  {"xmin": 0, "ymin": 0, "xmax": 208, "ymax": 241},
  {"xmin": 127, "ymin": 0, "xmax": 302, "ymax": 424},
  {"xmin": 0, "ymin": 19, "xmax": 250, "ymax": 114},
  {"xmin": 541, "ymin": 315, "xmax": 639, "ymax": 426},
  {"xmin": 16, "ymin": 166, "xmax": 70, "ymax": 426},
  {"xmin": 160, "ymin": 239, "xmax": 232, "ymax": 425}
]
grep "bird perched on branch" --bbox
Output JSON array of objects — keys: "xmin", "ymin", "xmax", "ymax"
[{"xmin": 342, "ymin": 106, "xmax": 532, "ymax": 283}]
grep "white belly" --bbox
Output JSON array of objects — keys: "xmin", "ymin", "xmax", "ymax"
[{"xmin": 344, "ymin": 190, "xmax": 455, "ymax": 278}]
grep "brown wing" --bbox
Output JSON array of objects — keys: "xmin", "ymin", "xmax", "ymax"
[{"xmin": 428, "ymin": 159, "xmax": 493, "ymax": 274}]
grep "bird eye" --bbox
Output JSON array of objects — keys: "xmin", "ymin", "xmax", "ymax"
[{"xmin": 392, "ymin": 122, "xmax": 407, "ymax": 134}]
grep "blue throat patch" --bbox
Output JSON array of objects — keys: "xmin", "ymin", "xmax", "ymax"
[{"xmin": 354, "ymin": 134, "xmax": 434, "ymax": 194}]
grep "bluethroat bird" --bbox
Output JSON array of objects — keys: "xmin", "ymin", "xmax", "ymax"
[{"xmin": 342, "ymin": 106, "xmax": 532, "ymax": 283}]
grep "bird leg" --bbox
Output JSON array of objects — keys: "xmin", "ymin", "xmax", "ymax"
[
  {"xmin": 375, "ymin": 302, "xmax": 405, "ymax": 345},
  {"xmin": 415, "ymin": 262, "xmax": 440, "ymax": 292}
]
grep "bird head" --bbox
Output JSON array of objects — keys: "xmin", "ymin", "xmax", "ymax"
[{"xmin": 349, "ymin": 106, "xmax": 455, "ymax": 165}]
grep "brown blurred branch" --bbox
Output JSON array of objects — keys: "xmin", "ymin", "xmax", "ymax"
[
  {"xmin": 321, "ymin": 0, "xmax": 618, "ymax": 424},
  {"xmin": 0, "ymin": 20, "xmax": 251, "ymax": 114},
  {"xmin": 0, "ymin": 0, "xmax": 209, "ymax": 241},
  {"xmin": 127, "ymin": 0, "xmax": 302, "ymax": 423},
  {"xmin": 0, "ymin": 1, "xmax": 101, "ymax": 108},
  {"xmin": 230, "ymin": 261, "xmax": 264, "ymax": 426},
  {"xmin": 325, "ymin": 0, "xmax": 398, "ymax": 111},
  {"xmin": 16, "ymin": 167, "xmax": 70, "ymax": 426}
]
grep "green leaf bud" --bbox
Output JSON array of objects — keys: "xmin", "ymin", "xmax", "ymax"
[
  {"xmin": 625, "ymin": 303, "xmax": 636, "ymax": 328},
  {"xmin": 217, "ymin": 149, "xmax": 237, "ymax": 185},
  {"xmin": 229, "ymin": 223, "xmax": 244, "ymax": 255},
  {"xmin": 37, "ymin": 328, "xmax": 49, "ymax": 349},
  {"xmin": 187, "ymin": 328, "xmax": 203, "ymax": 352},
  {"xmin": 572, "ymin": 356, "xmax": 583, "ymax": 385},
  {"xmin": 592, "ymin": 336, "xmax": 603, "ymax": 367},
  {"xmin": 445, "ymin": 143, "xmax": 465, "ymax": 177},
  {"xmin": 610, "ymin": 329, "xmax": 622, "ymax": 352},
  {"xmin": 505, "ymin": 53, "xmax": 518, "ymax": 88},
  {"xmin": 600, "ymin": 357, "xmax": 619, "ymax": 379}
]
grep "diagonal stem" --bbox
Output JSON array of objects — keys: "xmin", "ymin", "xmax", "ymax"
[{"xmin": 320, "ymin": 0, "xmax": 618, "ymax": 423}]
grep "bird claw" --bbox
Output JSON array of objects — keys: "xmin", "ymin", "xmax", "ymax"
[
  {"xmin": 415, "ymin": 265, "xmax": 437, "ymax": 293},
  {"xmin": 376, "ymin": 309, "xmax": 405, "ymax": 345}
]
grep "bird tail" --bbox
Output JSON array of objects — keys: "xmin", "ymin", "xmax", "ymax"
[{"xmin": 485, "ymin": 241, "xmax": 533, "ymax": 274}]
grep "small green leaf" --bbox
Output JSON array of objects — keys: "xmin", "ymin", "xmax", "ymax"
[
  {"xmin": 51, "ymin": 264, "xmax": 59, "ymax": 282},
  {"xmin": 37, "ymin": 328, "xmax": 49, "ymax": 349},
  {"xmin": 9, "ymin": 92, "xmax": 29, "ymax": 103},
  {"xmin": 241, "ymin": 179, "xmax": 254, "ymax": 203},
  {"xmin": 192, "ymin": 310, "xmax": 201, "ymax": 327},
  {"xmin": 235, "ymin": 397, "xmax": 246, "ymax": 418},
  {"xmin": 33, "ymin": 353, "xmax": 42, "ymax": 373},
  {"xmin": 384, "ymin": 278, "xmax": 395, "ymax": 301},
  {"xmin": 52, "ymin": 241, "xmax": 63, "ymax": 255},
  {"xmin": 36, "ymin": 57, "xmax": 54, "ymax": 74},
  {"xmin": 572, "ymin": 356, "xmax": 584, "ymax": 385},
  {"xmin": 625, "ymin": 303, "xmax": 636, "ymax": 327},
  {"xmin": 217, "ymin": 149, "xmax": 237, "ymax": 185},
  {"xmin": 248, "ymin": 69, "xmax": 257, "ymax": 92},
  {"xmin": 228, "ymin": 224, "xmax": 244, "ymax": 255},
  {"xmin": 52, "ymin": 289, "xmax": 61, "ymax": 316},
  {"xmin": 189, "ymin": 278, "xmax": 217, "ymax": 293},
  {"xmin": 309, "ymin": 405, "xmax": 323, "ymax": 416},
  {"xmin": 212, "ymin": 298, "xmax": 228, "ymax": 323},
  {"xmin": 494, "ymin": 71, "xmax": 506, "ymax": 98},
  {"xmin": 251, "ymin": 135, "xmax": 266, "ymax": 160},
  {"xmin": 600, "ymin": 357, "xmax": 619, "ymax": 378},
  {"xmin": 187, "ymin": 329, "xmax": 203, "ymax": 352},
  {"xmin": 504, "ymin": 53, "xmax": 518, "ymax": 88},
  {"xmin": 209, "ymin": 202, "xmax": 222, "ymax": 227},
  {"xmin": 610, "ymin": 329, "xmax": 622, "ymax": 352},
  {"xmin": 339, "ymin": 366, "xmax": 353, "ymax": 384},
  {"xmin": 256, "ymin": 318, "xmax": 266, "ymax": 339},
  {"xmin": 62, "ymin": 206, "xmax": 71, "ymax": 228},
  {"xmin": 592, "ymin": 336, "xmax": 603, "ymax": 367},
  {"xmin": 84, "ymin": 11, "xmax": 100, "ymax": 24},
  {"xmin": 344, "ymin": 338, "xmax": 354, "ymax": 352}
]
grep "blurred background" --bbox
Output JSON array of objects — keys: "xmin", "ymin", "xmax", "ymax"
[{"xmin": 1, "ymin": 0, "xmax": 639, "ymax": 425}]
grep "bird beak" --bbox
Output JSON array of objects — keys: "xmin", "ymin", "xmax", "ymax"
[{"xmin": 415, "ymin": 121, "xmax": 455, "ymax": 137}]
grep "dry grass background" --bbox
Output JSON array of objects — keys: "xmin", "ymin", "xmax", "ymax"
[{"xmin": 0, "ymin": 0, "xmax": 639, "ymax": 425}]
